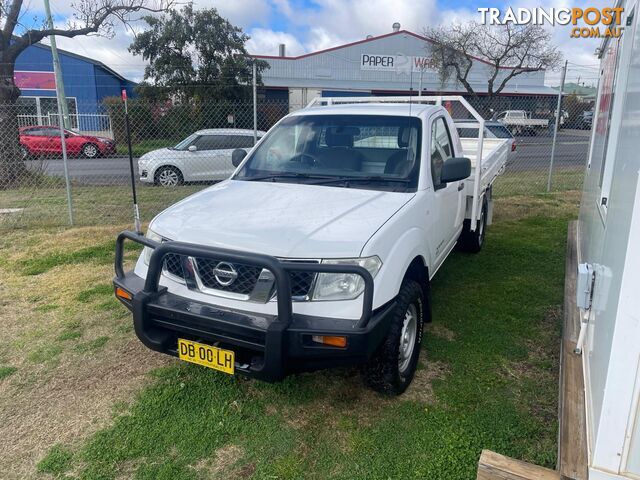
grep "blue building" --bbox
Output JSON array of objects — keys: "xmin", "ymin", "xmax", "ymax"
[{"xmin": 15, "ymin": 41, "xmax": 136, "ymax": 132}]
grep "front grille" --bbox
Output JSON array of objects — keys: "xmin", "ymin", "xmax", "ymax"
[
  {"xmin": 164, "ymin": 253, "xmax": 185, "ymax": 279},
  {"xmin": 159, "ymin": 253, "xmax": 317, "ymax": 301},
  {"xmin": 195, "ymin": 258, "xmax": 262, "ymax": 294},
  {"xmin": 288, "ymin": 270, "xmax": 316, "ymax": 298}
]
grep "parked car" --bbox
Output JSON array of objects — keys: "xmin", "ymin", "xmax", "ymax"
[
  {"xmin": 138, "ymin": 128, "xmax": 267, "ymax": 186},
  {"xmin": 19, "ymin": 125, "xmax": 116, "ymax": 159},
  {"xmin": 494, "ymin": 110, "xmax": 550, "ymax": 136},
  {"xmin": 455, "ymin": 120, "xmax": 517, "ymax": 162},
  {"xmin": 114, "ymin": 96, "xmax": 510, "ymax": 395}
]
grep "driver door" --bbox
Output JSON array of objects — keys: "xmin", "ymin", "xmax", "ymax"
[{"xmin": 428, "ymin": 116, "xmax": 463, "ymax": 264}]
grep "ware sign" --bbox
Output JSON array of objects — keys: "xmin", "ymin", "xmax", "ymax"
[
  {"xmin": 361, "ymin": 54, "xmax": 437, "ymax": 73},
  {"xmin": 14, "ymin": 71, "xmax": 56, "ymax": 90}
]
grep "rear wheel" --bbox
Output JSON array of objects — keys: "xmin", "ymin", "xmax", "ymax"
[
  {"xmin": 20, "ymin": 145, "xmax": 30, "ymax": 160},
  {"xmin": 154, "ymin": 166, "xmax": 183, "ymax": 187},
  {"xmin": 82, "ymin": 143, "xmax": 99, "ymax": 158},
  {"xmin": 363, "ymin": 280, "xmax": 425, "ymax": 395},
  {"xmin": 458, "ymin": 198, "xmax": 488, "ymax": 253}
]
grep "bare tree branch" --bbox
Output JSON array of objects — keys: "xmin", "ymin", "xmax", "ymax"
[
  {"xmin": 6, "ymin": 0, "xmax": 172, "ymax": 61},
  {"xmin": 424, "ymin": 22, "xmax": 562, "ymax": 98}
]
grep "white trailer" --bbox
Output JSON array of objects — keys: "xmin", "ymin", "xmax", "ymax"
[{"xmin": 574, "ymin": 1, "xmax": 640, "ymax": 479}]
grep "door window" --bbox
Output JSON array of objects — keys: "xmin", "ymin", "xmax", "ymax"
[
  {"xmin": 193, "ymin": 135, "xmax": 225, "ymax": 151},
  {"xmin": 226, "ymin": 135, "xmax": 257, "ymax": 149},
  {"xmin": 431, "ymin": 117, "xmax": 454, "ymax": 189}
]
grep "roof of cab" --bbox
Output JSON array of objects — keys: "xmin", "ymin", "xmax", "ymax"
[{"xmin": 295, "ymin": 102, "xmax": 441, "ymax": 118}]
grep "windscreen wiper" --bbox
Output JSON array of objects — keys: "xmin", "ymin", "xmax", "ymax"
[
  {"xmin": 240, "ymin": 172, "xmax": 332, "ymax": 182},
  {"xmin": 309, "ymin": 176, "xmax": 411, "ymax": 186}
]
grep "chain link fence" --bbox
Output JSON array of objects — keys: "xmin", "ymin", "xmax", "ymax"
[{"xmin": 0, "ymin": 88, "xmax": 594, "ymax": 231}]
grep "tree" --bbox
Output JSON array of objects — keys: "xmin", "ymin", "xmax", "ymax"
[
  {"xmin": 0, "ymin": 0, "xmax": 171, "ymax": 186},
  {"xmin": 129, "ymin": 4, "xmax": 268, "ymax": 103},
  {"xmin": 424, "ymin": 22, "xmax": 562, "ymax": 103}
]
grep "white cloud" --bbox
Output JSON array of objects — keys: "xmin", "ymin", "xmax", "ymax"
[
  {"xmin": 246, "ymin": 28, "xmax": 306, "ymax": 56},
  {"xmin": 193, "ymin": 0, "xmax": 271, "ymax": 26}
]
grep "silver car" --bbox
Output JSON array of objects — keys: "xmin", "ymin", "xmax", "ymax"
[{"xmin": 138, "ymin": 128, "xmax": 266, "ymax": 186}]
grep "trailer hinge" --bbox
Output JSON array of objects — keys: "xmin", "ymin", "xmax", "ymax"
[{"xmin": 575, "ymin": 263, "xmax": 596, "ymax": 354}]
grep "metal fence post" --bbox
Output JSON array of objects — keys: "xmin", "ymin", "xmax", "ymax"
[
  {"xmin": 56, "ymin": 109, "xmax": 74, "ymax": 226},
  {"xmin": 547, "ymin": 60, "xmax": 568, "ymax": 192},
  {"xmin": 253, "ymin": 62, "xmax": 258, "ymax": 145}
]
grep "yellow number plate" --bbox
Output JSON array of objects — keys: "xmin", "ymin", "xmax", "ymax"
[{"xmin": 177, "ymin": 339, "xmax": 235, "ymax": 375}]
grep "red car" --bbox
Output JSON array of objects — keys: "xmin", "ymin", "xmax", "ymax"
[{"xmin": 19, "ymin": 125, "xmax": 117, "ymax": 159}]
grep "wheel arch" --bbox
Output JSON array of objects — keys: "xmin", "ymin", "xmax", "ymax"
[
  {"xmin": 402, "ymin": 255, "xmax": 432, "ymax": 323},
  {"xmin": 153, "ymin": 164, "xmax": 184, "ymax": 181}
]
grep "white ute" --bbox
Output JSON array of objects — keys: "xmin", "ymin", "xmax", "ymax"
[{"xmin": 114, "ymin": 96, "xmax": 509, "ymax": 394}]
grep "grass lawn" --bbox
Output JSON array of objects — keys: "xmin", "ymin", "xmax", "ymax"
[{"xmin": 0, "ymin": 191, "xmax": 579, "ymax": 479}]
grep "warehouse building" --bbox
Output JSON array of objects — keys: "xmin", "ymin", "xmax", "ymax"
[
  {"xmin": 14, "ymin": 41, "xmax": 136, "ymax": 133},
  {"xmin": 253, "ymin": 25, "xmax": 558, "ymax": 115}
]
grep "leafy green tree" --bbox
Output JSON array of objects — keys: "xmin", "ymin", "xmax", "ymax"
[{"xmin": 129, "ymin": 4, "xmax": 268, "ymax": 102}]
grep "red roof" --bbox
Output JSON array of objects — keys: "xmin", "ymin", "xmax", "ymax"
[{"xmin": 251, "ymin": 30, "xmax": 541, "ymax": 71}]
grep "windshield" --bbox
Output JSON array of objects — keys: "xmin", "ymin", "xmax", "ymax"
[
  {"xmin": 234, "ymin": 114, "xmax": 421, "ymax": 191},
  {"xmin": 173, "ymin": 133, "xmax": 199, "ymax": 150}
]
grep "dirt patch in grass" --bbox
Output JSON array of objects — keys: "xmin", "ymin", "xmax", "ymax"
[
  {"xmin": 0, "ymin": 225, "xmax": 169, "ymax": 479},
  {"xmin": 427, "ymin": 323, "xmax": 456, "ymax": 341},
  {"xmin": 403, "ymin": 360, "xmax": 450, "ymax": 404},
  {"xmin": 0, "ymin": 339, "xmax": 169, "ymax": 479},
  {"xmin": 191, "ymin": 444, "xmax": 245, "ymax": 478},
  {"xmin": 493, "ymin": 190, "xmax": 580, "ymax": 223}
]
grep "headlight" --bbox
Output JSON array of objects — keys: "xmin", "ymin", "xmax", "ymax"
[
  {"xmin": 311, "ymin": 256, "xmax": 382, "ymax": 301},
  {"xmin": 143, "ymin": 228, "xmax": 163, "ymax": 265}
]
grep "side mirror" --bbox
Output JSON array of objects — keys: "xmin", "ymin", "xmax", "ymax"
[
  {"xmin": 188, "ymin": 145, "xmax": 197, "ymax": 152},
  {"xmin": 232, "ymin": 148, "xmax": 247, "ymax": 167},
  {"xmin": 441, "ymin": 157, "xmax": 471, "ymax": 183}
]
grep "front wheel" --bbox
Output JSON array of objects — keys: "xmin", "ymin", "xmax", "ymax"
[
  {"xmin": 363, "ymin": 280, "xmax": 425, "ymax": 395},
  {"xmin": 82, "ymin": 143, "xmax": 99, "ymax": 158},
  {"xmin": 154, "ymin": 166, "xmax": 184, "ymax": 187},
  {"xmin": 20, "ymin": 145, "xmax": 30, "ymax": 160}
]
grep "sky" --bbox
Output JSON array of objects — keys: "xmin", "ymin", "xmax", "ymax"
[{"xmin": 24, "ymin": 0, "xmax": 608, "ymax": 87}]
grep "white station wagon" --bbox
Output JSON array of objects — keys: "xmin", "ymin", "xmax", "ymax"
[{"xmin": 138, "ymin": 128, "xmax": 266, "ymax": 186}]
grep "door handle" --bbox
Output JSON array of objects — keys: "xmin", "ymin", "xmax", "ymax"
[{"xmin": 457, "ymin": 182, "xmax": 464, "ymax": 191}]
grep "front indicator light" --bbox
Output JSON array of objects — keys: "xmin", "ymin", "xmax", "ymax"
[
  {"xmin": 312, "ymin": 335, "xmax": 347, "ymax": 348},
  {"xmin": 115, "ymin": 287, "xmax": 132, "ymax": 301}
]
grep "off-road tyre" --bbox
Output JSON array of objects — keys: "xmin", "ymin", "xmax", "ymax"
[
  {"xmin": 363, "ymin": 279, "xmax": 425, "ymax": 395},
  {"xmin": 457, "ymin": 198, "xmax": 488, "ymax": 254}
]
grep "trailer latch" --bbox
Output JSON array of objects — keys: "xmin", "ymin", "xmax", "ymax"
[{"xmin": 575, "ymin": 263, "xmax": 595, "ymax": 354}]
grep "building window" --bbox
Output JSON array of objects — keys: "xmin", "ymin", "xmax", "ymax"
[{"xmin": 16, "ymin": 96, "xmax": 78, "ymax": 128}]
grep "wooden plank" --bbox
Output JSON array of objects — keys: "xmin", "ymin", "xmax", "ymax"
[
  {"xmin": 477, "ymin": 450, "xmax": 560, "ymax": 480},
  {"xmin": 558, "ymin": 221, "xmax": 589, "ymax": 480},
  {"xmin": 563, "ymin": 221, "xmax": 580, "ymax": 342}
]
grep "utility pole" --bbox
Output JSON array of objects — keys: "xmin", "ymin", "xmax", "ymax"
[
  {"xmin": 43, "ymin": 0, "xmax": 70, "ymax": 129},
  {"xmin": 547, "ymin": 60, "xmax": 568, "ymax": 192},
  {"xmin": 44, "ymin": 0, "xmax": 74, "ymax": 225}
]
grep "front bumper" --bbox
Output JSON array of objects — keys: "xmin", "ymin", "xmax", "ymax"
[{"xmin": 113, "ymin": 231, "xmax": 394, "ymax": 381}]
